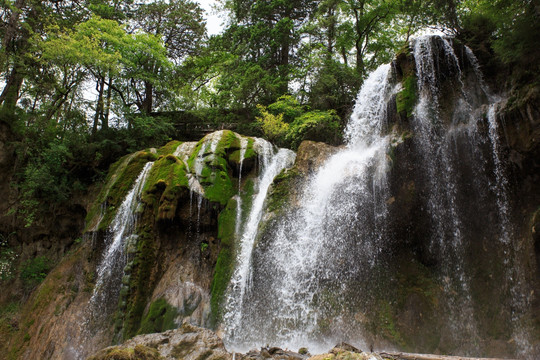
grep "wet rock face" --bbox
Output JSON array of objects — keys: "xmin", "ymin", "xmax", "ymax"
[
  {"xmin": 88, "ymin": 323, "xmax": 232, "ymax": 360},
  {"xmin": 295, "ymin": 140, "xmax": 339, "ymax": 175}
]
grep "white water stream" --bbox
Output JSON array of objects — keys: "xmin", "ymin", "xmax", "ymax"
[{"xmin": 89, "ymin": 161, "xmax": 153, "ymax": 319}]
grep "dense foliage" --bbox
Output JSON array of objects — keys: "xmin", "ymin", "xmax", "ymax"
[{"xmin": 0, "ymin": 0, "xmax": 538, "ymax": 224}]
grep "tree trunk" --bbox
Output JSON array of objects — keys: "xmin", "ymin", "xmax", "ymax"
[
  {"xmin": 0, "ymin": 65, "xmax": 24, "ymax": 112},
  {"xmin": 103, "ymin": 76, "xmax": 112, "ymax": 130},
  {"xmin": 92, "ymin": 77, "xmax": 105, "ymax": 135},
  {"xmin": 141, "ymin": 80, "xmax": 153, "ymax": 114},
  {"xmin": 2, "ymin": 0, "xmax": 26, "ymax": 54}
]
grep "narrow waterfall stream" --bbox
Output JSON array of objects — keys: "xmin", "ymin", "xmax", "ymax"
[
  {"xmin": 224, "ymin": 139, "xmax": 296, "ymax": 344},
  {"xmin": 411, "ymin": 35, "xmax": 479, "ymax": 345},
  {"xmin": 88, "ymin": 161, "xmax": 154, "ymax": 322}
]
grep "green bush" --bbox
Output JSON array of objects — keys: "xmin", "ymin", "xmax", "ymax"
[
  {"xmin": 256, "ymin": 104, "xmax": 289, "ymax": 147},
  {"xmin": 20, "ymin": 256, "xmax": 52, "ymax": 288},
  {"xmin": 287, "ymin": 110, "xmax": 341, "ymax": 149},
  {"xmin": 257, "ymin": 95, "xmax": 341, "ymax": 149},
  {"xmin": 256, "ymin": 96, "xmax": 343, "ymax": 149},
  {"xmin": 267, "ymin": 95, "xmax": 306, "ymax": 123}
]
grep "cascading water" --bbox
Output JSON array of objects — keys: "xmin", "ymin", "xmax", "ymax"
[
  {"xmin": 235, "ymin": 138, "xmax": 249, "ymax": 237},
  {"xmin": 88, "ymin": 161, "xmax": 153, "ymax": 322},
  {"xmin": 224, "ymin": 64, "xmax": 398, "ymax": 352},
  {"xmin": 411, "ymin": 35, "xmax": 479, "ymax": 347},
  {"xmin": 487, "ymin": 104, "xmax": 537, "ymax": 358},
  {"xmin": 224, "ymin": 138, "xmax": 296, "ymax": 344},
  {"xmin": 222, "ymin": 35, "xmax": 538, "ymax": 358}
]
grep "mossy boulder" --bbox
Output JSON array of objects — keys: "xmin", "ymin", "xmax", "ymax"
[
  {"xmin": 89, "ymin": 131, "xmax": 270, "ymax": 340},
  {"xmin": 142, "ymin": 155, "xmax": 190, "ymax": 222},
  {"xmin": 88, "ymin": 344, "xmax": 162, "ymax": 360},
  {"xmin": 89, "ymin": 323, "xmax": 231, "ymax": 360},
  {"xmin": 137, "ymin": 298, "xmax": 179, "ymax": 335},
  {"xmin": 186, "ymin": 130, "xmax": 246, "ymax": 205},
  {"xmin": 228, "ymin": 137, "xmax": 256, "ymax": 176}
]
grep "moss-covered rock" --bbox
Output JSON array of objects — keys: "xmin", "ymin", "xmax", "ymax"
[
  {"xmin": 142, "ymin": 155, "xmax": 189, "ymax": 221},
  {"xmin": 137, "ymin": 298, "xmax": 179, "ymax": 335},
  {"xmin": 86, "ymin": 151, "xmax": 158, "ymax": 232},
  {"xmin": 120, "ymin": 227, "xmax": 158, "ymax": 340},
  {"xmin": 186, "ymin": 130, "xmax": 243, "ymax": 206},
  {"xmin": 396, "ymin": 75, "xmax": 418, "ymax": 118},
  {"xmin": 210, "ymin": 198, "xmax": 238, "ymax": 325},
  {"xmin": 88, "ymin": 344, "xmax": 162, "ymax": 360}
]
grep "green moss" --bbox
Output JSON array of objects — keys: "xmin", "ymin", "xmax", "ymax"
[
  {"xmin": 86, "ymin": 151, "xmax": 158, "ymax": 232},
  {"xmin": 217, "ymin": 198, "xmax": 237, "ymax": 247},
  {"xmin": 209, "ymin": 246, "xmax": 233, "ymax": 327},
  {"xmin": 396, "ymin": 75, "xmax": 418, "ymax": 118},
  {"xmin": 377, "ymin": 301, "xmax": 406, "ymax": 347},
  {"xmin": 137, "ymin": 298, "xmax": 179, "ymax": 335},
  {"xmin": 186, "ymin": 139, "xmax": 205, "ymax": 171},
  {"xmin": 240, "ymin": 178, "xmax": 255, "ymax": 215},
  {"xmin": 210, "ymin": 197, "xmax": 242, "ymax": 325},
  {"xmin": 184, "ymin": 132, "xmax": 243, "ymax": 206},
  {"xmin": 121, "ymin": 228, "xmax": 157, "ymax": 340},
  {"xmin": 266, "ymin": 167, "xmax": 299, "ymax": 213},
  {"xmin": 143, "ymin": 156, "xmax": 188, "ymax": 194},
  {"xmin": 142, "ymin": 155, "xmax": 189, "ymax": 221},
  {"xmin": 203, "ymin": 170, "xmax": 235, "ymax": 206},
  {"xmin": 215, "ymin": 130, "xmax": 241, "ymax": 154},
  {"xmin": 228, "ymin": 138, "xmax": 256, "ymax": 166},
  {"xmin": 88, "ymin": 345, "xmax": 162, "ymax": 360},
  {"xmin": 157, "ymin": 140, "xmax": 182, "ymax": 157},
  {"xmin": 31, "ymin": 281, "xmax": 55, "ymax": 311}
]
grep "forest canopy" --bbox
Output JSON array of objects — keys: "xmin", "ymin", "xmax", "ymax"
[{"xmin": 0, "ymin": 0, "xmax": 538, "ymax": 225}]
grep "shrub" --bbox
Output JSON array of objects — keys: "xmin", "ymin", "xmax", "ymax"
[
  {"xmin": 287, "ymin": 110, "xmax": 341, "ymax": 149},
  {"xmin": 256, "ymin": 96, "xmax": 343, "ymax": 150},
  {"xmin": 20, "ymin": 256, "xmax": 52, "ymax": 288},
  {"xmin": 256, "ymin": 104, "xmax": 289, "ymax": 147}
]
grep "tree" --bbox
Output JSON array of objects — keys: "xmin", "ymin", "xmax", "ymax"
[
  {"xmin": 133, "ymin": 0, "xmax": 206, "ymax": 64},
  {"xmin": 219, "ymin": 0, "xmax": 318, "ymax": 102}
]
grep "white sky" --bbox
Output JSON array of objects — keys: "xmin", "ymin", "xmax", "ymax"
[{"xmin": 196, "ymin": 0, "xmax": 225, "ymax": 35}]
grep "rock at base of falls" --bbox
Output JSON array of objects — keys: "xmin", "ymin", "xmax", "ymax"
[{"xmin": 87, "ymin": 322, "xmax": 231, "ymax": 360}]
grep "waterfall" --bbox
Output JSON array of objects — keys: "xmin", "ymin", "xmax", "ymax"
[
  {"xmin": 411, "ymin": 35, "xmax": 479, "ymax": 347},
  {"xmin": 235, "ymin": 137, "xmax": 249, "ymax": 237},
  {"xmin": 224, "ymin": 138, "xmax": 296, "ymax": 345},
  {"xmin": 88, "ymin": 161, "xmax": 153, "ymax": 322},
  {"xmin": 487, "ymin": 104, "xmax": 511, "ymax": 244},
  {"xmin": 221, "ymin": 35, "xmax": 538, "ymax": 358},
  {"xmin": 224, "ymin": 64, "xmax": 397, "ymax": 353},
  {"xmin": 487, "ymin": 104, "xmax": 537, "ymax": 359}
]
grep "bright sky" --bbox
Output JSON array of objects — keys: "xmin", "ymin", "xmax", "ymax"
[{"xmin": 196, "ymin": 0, "xmax": 225, "ymax": 35}]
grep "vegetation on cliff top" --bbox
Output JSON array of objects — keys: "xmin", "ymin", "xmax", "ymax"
[{"xmin": 1, "ymin": 0, "xmax": 536, "ymax": 229}]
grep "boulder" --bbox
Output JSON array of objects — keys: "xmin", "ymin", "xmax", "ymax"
[
  {"xmin": 87, "ymin": 322, "xmax": 231, "ymax": 360},
  {"xmin": 295, "ymin": 141, "xmax": 339, "ymax": 175}
]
